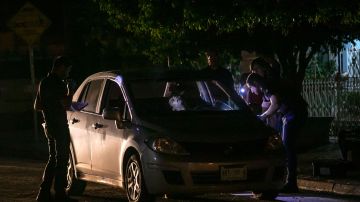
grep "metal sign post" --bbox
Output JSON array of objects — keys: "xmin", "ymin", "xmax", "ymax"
[
  {"xmin": 7, "ymin": 2, "xmax": 51, "ymax": 145},
  {"xmin": 28, "ymin": 45, "xmax": 39, "ymax": 143}
]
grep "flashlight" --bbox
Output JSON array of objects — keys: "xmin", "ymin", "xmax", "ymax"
[{"xmin": 240, "ymin": 87, "xmax": 246, "ymax": 94}]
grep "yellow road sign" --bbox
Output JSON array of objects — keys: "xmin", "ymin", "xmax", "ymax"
[{"xmin": 7, "ymin": 2, "xmax": 51, "ymax": 45}]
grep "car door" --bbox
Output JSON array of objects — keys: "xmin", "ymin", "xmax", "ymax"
[
  {"xmin": 68, "ymin": 109, "xmax": 91, "ymax": 174},
  {"xmin": 91, "ymin": 79, "xmax": 126, "ymax": 179},
  {"xmin": 77, "ymin": 79, "xmax": 105, "ymax": 175},
  {"xmin": 68, "ymin": 80, "xmax": 103, "ymax": 174}
]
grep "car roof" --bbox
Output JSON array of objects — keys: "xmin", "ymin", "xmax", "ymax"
[{"xmin": 88, "ymin": 69, "xmax": 218, "ymax": 81}]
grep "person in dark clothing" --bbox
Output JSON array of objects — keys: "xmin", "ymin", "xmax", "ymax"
[
  {"xmin": 35, "ymin": 56, "xmax": 76, "ymax": 202},
  {"xmin": 246, "ymin": 73, "xmax": 308, "ymax": 193},
  {"xmin": 250, "ymin": 57, "xmax": 283, "ymax": 132},
  {"xmin": 201, "ymin": 50, "xmax": 234, "ymax": 92}
]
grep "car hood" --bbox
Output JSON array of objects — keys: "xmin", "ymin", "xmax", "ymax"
[{"xmin": 138, "ymin": 111, "xmax": 274, "ymax": 143}]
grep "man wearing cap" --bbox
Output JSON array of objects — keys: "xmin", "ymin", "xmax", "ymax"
[{"xmin": 35, "ymin": 56, "xmax": 75, "ymax": 202}]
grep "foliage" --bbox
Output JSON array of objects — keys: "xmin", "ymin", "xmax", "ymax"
[
  {"xmin": 305, "ymin": 51, "xmax": 337, "ymax": 79},
  {"xmin": 342, "ymin": 91, "xmax": 360, "ymax": 107},
  {"xmin": 93, "ymin": 0, "xmax": 360, "ymax": 91},
  {"xmin": 65, "ymin": 0, "xmax": 156, "ymax": 81},
  {"xmin": 221, "ymin": 51, "xmax": 242, "ymax": 78}
]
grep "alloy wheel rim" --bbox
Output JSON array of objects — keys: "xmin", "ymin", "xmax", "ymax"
[{"xmin": 126, "ymin": 161, "xmax": 141, "ymax": 200}]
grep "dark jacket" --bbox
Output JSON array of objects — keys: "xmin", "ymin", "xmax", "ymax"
[{"xmin": 39, "ymin": 73, "xmax": 69, "ymax": 126}]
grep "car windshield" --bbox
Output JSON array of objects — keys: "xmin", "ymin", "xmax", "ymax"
[{"xmin": 127, "ymin": 78, "xmax": 248, "ymax": 115}]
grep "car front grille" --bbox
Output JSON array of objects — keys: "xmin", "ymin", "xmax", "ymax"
[
  {"xmin": 183, "ymin": 140, "xmax": 267, "ymax": 158},
  {"xmin": 162, "ymin": 170, "xmax": 184, "ymax": 185}
]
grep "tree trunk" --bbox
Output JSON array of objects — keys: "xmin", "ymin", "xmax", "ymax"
[{"xmin": 277, "ymin": 49, "xmax": 303, "ymax": 94}]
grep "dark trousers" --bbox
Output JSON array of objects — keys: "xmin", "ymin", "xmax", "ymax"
[
  {"xmin": 281, "ymin": 111, "xmax": 307, "ymax": 185},
  {"xmin": 40, "ymin": 122, "xmax": 70, "ymax": 195}
]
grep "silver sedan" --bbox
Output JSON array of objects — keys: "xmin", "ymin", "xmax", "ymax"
[{"xmin": 66, "ymin": 70, "xmax": 286, "ymax": 202}]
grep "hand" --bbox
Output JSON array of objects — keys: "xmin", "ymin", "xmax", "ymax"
[
  {"xmin": 257, "ymin": 114, "xmax": 267, "ymax": 122},
  {"xmin": 65, "ymin": 78, "xmax": 77, "ymax": 95}
]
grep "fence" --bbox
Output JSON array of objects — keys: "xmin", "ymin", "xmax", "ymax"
[
  {"xmin": 302, "ymin": 77, "xmax": 360, "ymax": 136},
  {"xmin": 302, "ymin": 42, "xmax": 360, "ymax": 136}
]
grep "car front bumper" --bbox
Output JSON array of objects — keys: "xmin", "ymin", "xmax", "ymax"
[{"xmin": 142, "ymin": 151, "xmax": 286, "ymax": 195}]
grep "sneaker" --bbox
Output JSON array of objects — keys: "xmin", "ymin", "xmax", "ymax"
[
  {"xmin": 281, "ymin": 183, "xmax": 299, "ymax": 193},
  {"xmin": 36, "ymin": 189, "xmax": 51, "ymax": 202}
]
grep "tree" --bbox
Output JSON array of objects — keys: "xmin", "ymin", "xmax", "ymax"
[
  {"xmin": 63, "ymin": 0, "xmax": 156, "ymax": 81},
  {"xmin": 94, "ymin": 0, "xmax": 360, "ymax": 92}
]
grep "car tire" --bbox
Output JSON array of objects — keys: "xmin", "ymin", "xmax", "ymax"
[
  {"xmin": 125, "ymin": 154, "xmax": 155, "ymax": 202},
  {"xmin": 66, "ymin": 154, "xmax": 87, "ymax": 196},
  {"xmin": 252, "ymin": 190, "xmax": 279, "ymax": 200}
]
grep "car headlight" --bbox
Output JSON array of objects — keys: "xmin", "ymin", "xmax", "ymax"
[
  {"xmin": 148, "ymin": 137, "xmax": 189, "ymax": 155},
  {"xmin": 265, "ymin": 133, "xmax": 284, "ymax": 151}
]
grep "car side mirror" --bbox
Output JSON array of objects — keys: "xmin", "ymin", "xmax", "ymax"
[{"xmin": 102, "ymin": 107, "xmax": 130, "ymax": 129}]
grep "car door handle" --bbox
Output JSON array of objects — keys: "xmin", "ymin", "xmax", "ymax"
[
  {"xmin": 71, "ymin": 118, "xmax": 79, "ymax": 124},
  {"xmin": 91, "ymin": 123, "xmax": 103, "ymax": 129}
]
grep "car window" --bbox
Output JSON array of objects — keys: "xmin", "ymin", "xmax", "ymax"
[
  {"xmin": 128, "ymin": 79, "xmax": 245, "ymax": 114},
  {"xmin": 206, "ymin": 81, "xmax": 239, "ymax": 110},
  {"xmin": 101, "ymin": 80, "xmax": 125, "ymax": 112},
  {"xmin": 78, "ymin": 83, "xmax": 89, "ymax": 103},
  {"xmin": 206, "ymin": 81, "xmax": 228, "ymax": 102},
  {"xmin": 130, "ymin": 80, "xmax": 166, "ymax": 99},
  {"xmin": 165, "ymin": 81, "xmax": 209, "ymax": 110},
  {"xmin": 81, "ymin": 79, "xmax": 103, "ymax": 113}
]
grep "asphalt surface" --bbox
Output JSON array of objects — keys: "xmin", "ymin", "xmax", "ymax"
[
  {"xmin": 0, "ymin": 128, "xmax": 360, "ymax": 200},
  {"xmin": 1, "ymin": 157, "xmax": 360, "ymax": 202}
]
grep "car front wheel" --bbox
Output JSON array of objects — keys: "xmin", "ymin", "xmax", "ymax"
[
  {"xmin": 66, "ymin": 154, "xmax": 87, "ymax": 196},
  {"xmin": 125, "ymin": 154, "xmax": 155, "ymax": 202}
]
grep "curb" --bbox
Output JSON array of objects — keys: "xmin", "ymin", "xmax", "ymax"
[{"xmin": 298, "ymin": 177, "xmax": 360, "ymax": 197}]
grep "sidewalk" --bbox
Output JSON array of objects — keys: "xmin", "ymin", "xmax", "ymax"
[
  {"xmin": 1, "ymin": 129, "xmax": 360, "ymax": 197},
  {"xmin": 297, "ymin": 140, "xmax": 360, "ymax": 197}
]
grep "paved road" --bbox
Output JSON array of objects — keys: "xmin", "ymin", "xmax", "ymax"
[{"xmin": 0, "ymin": 157, "xmax": 359, "ymax": 202}]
